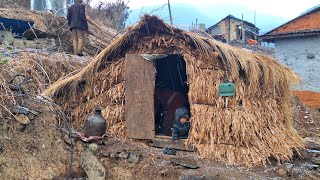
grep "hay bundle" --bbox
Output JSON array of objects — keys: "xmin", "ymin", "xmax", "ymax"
[
  {"xmin": 72, "ymin": 82, "xmax": 125, "ymax": 137},
  {"xmin": 0, "ymin": 8, "xmax": 119, "ymax": 56},
  {"xmin": 0, "ymin": 52, "xmax": 87, "ymax": 93},
  {"xmin": 0, "ymin": 51, "xmax": 87, "ymax": 120},
  {"xmin": 43, "ymin": 15, "xmax": 303, "ymax": 166},
  {"xmin": 48, "ymin": 58, "xmax": 126, "ymax": 137}
]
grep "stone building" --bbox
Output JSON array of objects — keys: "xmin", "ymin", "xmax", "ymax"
[
  {"xmin": 260, "ymin": 5, "xmax": 320, "ymax": 92},
  {"xmin": 207, "ymin": 15, "xmax": 259, "ymax": 42}
]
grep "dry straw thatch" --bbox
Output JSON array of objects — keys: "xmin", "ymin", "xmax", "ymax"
[
  {"xmin": 0, "ymin": 52, "xmax": 87, "ymax": 119},
  {"xmin": 0, "ymin": 8, "xmax": 119, "ymax": 56},
  {"xmin": 43, "ymin": 15, "xmax": 303, "ymax": 166}
]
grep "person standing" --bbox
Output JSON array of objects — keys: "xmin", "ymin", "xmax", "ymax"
[{"xmin": 67, "ymin": 0, "xmax": 88, "ymax": 56}]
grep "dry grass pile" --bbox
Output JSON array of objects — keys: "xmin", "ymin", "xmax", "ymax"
[
  {"xmin": 0, "ymin": 51, "xmax": 88, "ymax": 119},
  {"xmin": 0, "ymin": 0, "xmax": 30, "ymax": 9},
  {"xmin": 0, "ymin": 8, "xmax": 48, "ymax": 31},
  {"xmin": 43, "ymin": 15, "xmax": 304, "ymax": 166},
  {"xmin": 0, "ymin": 8, "xmax": 120, "ymax": 55}
]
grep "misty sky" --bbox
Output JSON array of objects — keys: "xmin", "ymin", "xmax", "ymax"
[{"xmin": 90, "ymin": 0, "xmax": 320, "ymax": 33}]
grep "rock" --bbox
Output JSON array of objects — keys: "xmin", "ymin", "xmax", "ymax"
[
  {"xmin": 298, "ymin": 149, "xmax": 312, "ymax": 160},
  {"xmin": 27, "ymin": 114, "xmax": 35, "ymax": 120},
  {"xmin": 109, "ymin": 153, "xmax": 118, "ymax": 159},
  {"xmin": 276, "ymin": 168, "xmax": 287, "ymax": 176},
  {"xmin": 0, "ymin": 145, "xmax": 4, "ymax": 153},
  {"xmin": 102, "ymin": 138, "xmax": 109, "ymax": 145},
  {"xmin": 284, "ymin": 163, "xmax": 294, "ymax": 169},
  {"xmin": 80, "ymin": 150, "xmax": 106, "ymax": 180},
  {"xmin": 59, "ymin": 128, "xmax": 81, "ymax": 139},
  {"xmin": 118, "ymin": 150, "xmax": 129, "ymax": 159},
  {"xmin": 179, "ymin": 175, "xmax": 219, "ymax": 180},
  {"xmin": 306, "ymin": 149, "xmax": 320, "ymax": 155},
  {"xmin": 88, "ymin": 143, "xmax": 99, "ymax": 152},
  {"xmin": 15, "ymin": 114, "xmax": 30, "ymax": 124},
  {"xmin": 204, "ymin": 175, "xmax": 221, "ymax": 180},
  {"xmin": 40, "ymin": 52, "xmax": 49, "ymax": 56},
  {"xmin": 311, "ymin": 158, "xmax": 320, "ymax": 165},
  {"xmin": 128, "ymin": 153, "xmax": 140, "ymax": 163},
  {"xmin": 100, "ymin": 150, "xmax": 111, "ymax": 157},
  {"xmin": 309, "ymin": 145, "xmax": 320, "ymax": 151},
  {"xmin": 15, "ymin": 123, "xmax": 26, "ymax": 131},
  {"xmin": 63, "ymin": 135, "xmax": 75, "ymax": 145},
  {"xmin": 163, "ymin": 148, "xmax": 177, "ymax": 155},
  {"xmin": 304, "ymin": 172, "xmax": 320, "ymax": 180},
  {"xmin": 169, "ymin": 157, "xmax": 199, "ymax": 169},
  {"xmin": 304, "ymin": 164, "xmax": 319, "ymax": 170},
  {"xmin": 4, "ymin": 136, "xmax": 11, "ymax": 141},
  {"xmin": 304, "ymin": 138, "xmax": 320, "ymax": 150},
  {"xmin": 160, "ymin": 169, "xmax": 169, "ymax": 177},
  {"xmin": 93, "ymin": 139, "xmax": 104, "ymax": 145},
  {"xmin": 75, "ymin": 141, "xmax": 85, "ymax": 152},
  {"xmin": 179, "ymin": 175, "xmax": 205, "ymax": 180}
]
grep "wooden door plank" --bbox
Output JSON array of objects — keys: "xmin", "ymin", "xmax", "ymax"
[{"xmin": 125, "ymin": 54, "xmax": 155, "ymax": 139}]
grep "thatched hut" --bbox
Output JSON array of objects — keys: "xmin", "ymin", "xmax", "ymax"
[{"xmin": 43, "ymin": 15, "xmax": 303, "ymax": 166}]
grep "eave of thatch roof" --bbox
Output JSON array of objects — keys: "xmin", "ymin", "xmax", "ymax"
[{"xmin": 43, "ymin": 15, "xmax": 299, "ymax": 98}]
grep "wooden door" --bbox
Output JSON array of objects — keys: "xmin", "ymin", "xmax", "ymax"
[{"xmin": 125, "ymin": 54, "xmax": 155, "ymax": 139}]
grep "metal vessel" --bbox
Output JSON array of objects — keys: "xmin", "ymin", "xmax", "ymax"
[{"xmin": 83, "ymin": 107, "xmax": 106, "ymax": 137}]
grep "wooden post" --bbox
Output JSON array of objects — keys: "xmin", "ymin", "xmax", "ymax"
[
  {"xmin": 167, "ymin": 0, "xmax": 173, "ymax": 25},
  {"xmin": 254, "ymin": 10, "xmax": 257, "ymax": 40},
  {"xmin": 241, "ymin": 13, "xmax": 245, "ymax": 43},
  {"xmin": 195, "ymin": 18, "xmax": 198, "ymax": 30}
]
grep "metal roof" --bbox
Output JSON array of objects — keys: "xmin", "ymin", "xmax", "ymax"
[
  {"xmin": 259, "ymin": 29, "xmax": 320, "ymax": 42},
  {"xmin": 260, "ymin": 4, "xmax": 320, "ymax": 36},
  {"xmin": 0, "ymin": 17, "xmax": 34, "ymax": 37}
]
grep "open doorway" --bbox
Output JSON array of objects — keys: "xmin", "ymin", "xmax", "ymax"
[{"xmin": 154, "ymin": 55, "xmax": 190, "ymax": 137}]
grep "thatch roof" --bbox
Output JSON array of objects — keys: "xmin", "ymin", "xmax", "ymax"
[
  {"xmin": 43, "ymin": 15, "xmax": 303, "ymax": 166},
  {"xmin": 45, "ymin": 15, "xmax": 299, "ymax": 97}
]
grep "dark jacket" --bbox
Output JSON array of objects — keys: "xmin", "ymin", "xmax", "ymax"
[
  {"xmin": 172, "ymin": 107, "xmax": 191, "ymax": 140},
  {"xmin": 67, "ymin": 2, "xmax": 88, "ymax": 31}
]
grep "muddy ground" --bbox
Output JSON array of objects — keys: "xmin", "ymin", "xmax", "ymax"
[
  {"xmin": 0, "ymin": 94, "xmax": 319, "ymax": 179},
  {"xmin": 0, "ymin": 96, "xmax": 70, "ymax": 179}
]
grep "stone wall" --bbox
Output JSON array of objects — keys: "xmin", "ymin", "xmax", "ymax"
[
  {"xmin": 275, "ymin": 35, "xmax": 320, "ymax": 92},
  {"xmin": 208, "ymin": 24, "xmax": 221, "ymax": 36}
]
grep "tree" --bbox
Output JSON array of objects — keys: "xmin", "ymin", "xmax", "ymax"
[
  {"xmin": 0, "ymin": 0, "xmax": 30, "ymax": 8},
  {"xmin": 87, "ymin": 0, "xmax": 130, "ymax": 31}
]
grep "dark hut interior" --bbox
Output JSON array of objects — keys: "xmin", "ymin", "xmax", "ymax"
[{"xmin": 154, "ymin": 55, "xmax": 190, "ymax": 136}]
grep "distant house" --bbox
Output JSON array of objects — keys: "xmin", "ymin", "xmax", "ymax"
[
  {"xmin": 260, "ymin": 5, "xmax": 320, "ymax": 92},
  {"xmin": 207, "ymin": 15, "xmax": 259, "ymax": 42}
]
